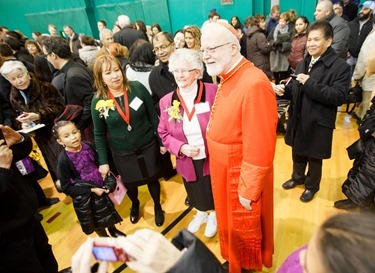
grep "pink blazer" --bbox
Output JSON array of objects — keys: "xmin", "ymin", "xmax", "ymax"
[{"xmin": 158, "ymin": 82, "xmax": 218, "ymax": 181}]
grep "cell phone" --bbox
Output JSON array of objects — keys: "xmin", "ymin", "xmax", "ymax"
[
  {"xmin": 0, "ymin": 130, "xmax": 6, "ymax": 146},
  {"xmin": 92, "ymin": 241, "xmax": 131, "ymax": 262},
  {"xmin": 290, "ymin": 74, "xmax": 298, "ymax": 79}
]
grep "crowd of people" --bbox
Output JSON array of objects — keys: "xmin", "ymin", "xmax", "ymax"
[{"xmin": 1, "ymin": 0, "xmax": 375, "ymax": 272}]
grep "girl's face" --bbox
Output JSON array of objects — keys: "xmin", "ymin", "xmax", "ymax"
[
  {"xmin": 101, "ymin": 61, "xmax": 124, "ymax": 91},
  {"xmin": 152, "ymin": 27, "xmax": 160, "ymax": 35},
  {"xmin": 279, "ymin": 18, "xmax": 288, "ymax": 29},
  {"xmin": 295, "ymin": 18, "xmax": 307, "ymax": 34},
  {"xmin": 56, "ymin": 123, "xmax": 82, "ymax": 152},
  {"xmin": 184, "ymin": 32, "xmax": 195, "ymax": 49}
]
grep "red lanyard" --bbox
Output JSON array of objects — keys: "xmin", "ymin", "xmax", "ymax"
[
  {"xmin": 108, "ymin": 88, "xmax": 131, "ymax": 128},
  {"xmin": 176, "ymin": 81, "xmax": 203, "ymax": 121}
]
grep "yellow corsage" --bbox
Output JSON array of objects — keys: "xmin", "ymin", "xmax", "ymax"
[
  {"xmin": 95, "ymin": 99, "xmax": 115, "ymax": 119},
  {"xmin": 165, "ymin": 100, "xmax": 183, "ymax": 123}
]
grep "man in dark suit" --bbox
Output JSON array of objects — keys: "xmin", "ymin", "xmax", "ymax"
[
  {"xmin": 275, "ymin": 20, "xmax": 351, "ymax": 202},
  {"xmin": 113, "ymin": 15, "xmax": 147, "ymax": 50}
]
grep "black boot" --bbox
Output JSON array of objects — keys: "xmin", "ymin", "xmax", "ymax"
[
  {"xmin": 130, "ymin": 202, "xmax": 140, "ymax": 224},
  {"xmin": 154, "ymin": 205, "xmax": 164, "ymax": 226},
  {"xmin": 95, "ymin": 228, "xmax": 109, "ymax": 237},
  {"xmin": 107, "ymin": 226, "xmax": 126, "ymax": 237}
]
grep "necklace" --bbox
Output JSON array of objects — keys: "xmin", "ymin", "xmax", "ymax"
[{"xmin": 208, "ymin": 58, "xmax": 249, "ymax": 132}]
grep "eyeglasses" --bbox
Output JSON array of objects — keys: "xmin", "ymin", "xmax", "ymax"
[
  {"xmin": 152, "ymin": 43, "xmax": 172, "ymax": 54},
  {"xmin": 171, "ymin": 69, "xmax": 196, "ymax": 75},
  {"xmin": 200, "ymin": 42, "xmax": 230, "ymax": 54}
]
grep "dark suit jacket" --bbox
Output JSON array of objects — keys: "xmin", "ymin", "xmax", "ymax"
[{"xmin": 113, "ymin": 26, "xmax": 147, "ymax": 50}]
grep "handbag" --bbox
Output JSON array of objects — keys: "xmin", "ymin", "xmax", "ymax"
[
  {"xmin": 346, "ymin": 83, "xmax": 363, "ymax": 114},
  {"xmin": 346, "ymin": 139, "xmax": 364, "ymax": 160},
  {"xmin": 108, "ymin": 172, "xmax": 127, "ymax": 205}
]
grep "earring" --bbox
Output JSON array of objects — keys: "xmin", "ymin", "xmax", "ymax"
[{"xmin": 103, "ymin": 83, "xmax": 107, "ymax": 87}]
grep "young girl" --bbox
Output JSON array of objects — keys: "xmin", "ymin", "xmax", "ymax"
[
  {"xmin": 288, "ymin": 16, "xmax": 309, "ymax": 72},
  {"xmin": 53, "ymin": 120, "xmax": 125, "ymax": 237}
]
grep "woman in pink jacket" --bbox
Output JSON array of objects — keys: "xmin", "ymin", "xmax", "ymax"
[{"xmin": 158, "ymin": 48, "xmax": 218, "ymax": 237}]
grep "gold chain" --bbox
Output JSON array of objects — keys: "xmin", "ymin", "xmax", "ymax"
[{"xmin": 208, "ymin": 59, "xmax": 250, "ymax": 132}]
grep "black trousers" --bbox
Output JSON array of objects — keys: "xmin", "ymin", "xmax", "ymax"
[
  {"xmin": 0, "ymin": 219, "xmax": 58, "ymax": 273},
  {"xmin": 161, "ymin": 151, "xmax": 175, "ymax": 178},
  {"xmin": 291, "ymin": 154, "xmax": 323, "ymax": 191}
]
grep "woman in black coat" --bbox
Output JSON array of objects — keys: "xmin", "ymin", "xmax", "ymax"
[{"xmin": 275, "ymin": 20, "xmax": 351, "ymax": 202}]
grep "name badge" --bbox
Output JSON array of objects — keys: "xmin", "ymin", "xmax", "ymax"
[
  {"xmin": 195, "ymin": 102, "xmax": 210, "ymax": 114},
  {"xmin": 129, "ymin": 97, "xmax": 143, "ymax": 111}
]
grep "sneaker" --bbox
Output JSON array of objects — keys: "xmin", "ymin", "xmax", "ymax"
[
  {"xmin": 187, "ymin": 211, "xmax": 207, "ymax": 233},
  {"xmin": 204, "ymin": 212, "xmax": 217, "ymax": 238}
]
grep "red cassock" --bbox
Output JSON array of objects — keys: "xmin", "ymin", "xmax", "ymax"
[{"xmin": 207, "ymin": 57, "xmax": 278, "ymax": 273}]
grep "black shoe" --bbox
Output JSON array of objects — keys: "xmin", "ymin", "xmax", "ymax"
[
  {"xmin": 39, "ymin": 197, "xmax": 60, "ymax": 209},
  {"xmin": 334, "ymin": 199, "xmax": 358, "ymax": 210},
  {"xmin": 130, "ymin": 204, "xmax": 140, "ymax": 224},
  {"xmin": 184, "ymin": 196, "xmax": 190, "ymax": 206},
  {"xmin": 282, "ymin": 179, "xmax": 302, "ymax": 190},
  {"xmin": 154, "ymin": 206, "xmax": 165, "ymax": 226},
  {"xmin": 164, "ymin": 169, "xmax": 177, "ymax": 180},
  {"xmin": 107, "ymin": 226, "xmax": 126, "ymax": 237},
  {"xmin": 300, "ymin": 189, "xmax": 318, "ymax": 202},
  {"xmin": 34, "ymin": 213, "xmax": 43, "ymax": 221},
  {"xmin": 95, "ymin": 229, "xmax": 109, "ymax": 237}
]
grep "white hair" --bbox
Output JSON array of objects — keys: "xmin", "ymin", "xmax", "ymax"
[
  {"xmin": 169, "ymin": 48, "xmax": 204, "ymax": 79},
  {"xmin": 117, "ymin": 15, "xmax": 130, "ymax": 28},
  {"xmin": 201, "ymin": 23, "xmax": 240, "ymax": 50},
  {"xmin": 0, "ymin": 60, "xmax": 27, "ymax": 78},
  {"xmin": 100, "ymin": 28, "xmax": 113, "ymax": 41}
]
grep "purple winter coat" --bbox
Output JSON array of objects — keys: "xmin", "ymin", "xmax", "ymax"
[{"xmin": 158, "ymin": 81, "xmax": 217, "ymax": 182}]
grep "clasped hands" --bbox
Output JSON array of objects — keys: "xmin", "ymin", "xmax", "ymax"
[{"xmin": 179, "ymin": 144, "xmax": 199, "ymax": 158}]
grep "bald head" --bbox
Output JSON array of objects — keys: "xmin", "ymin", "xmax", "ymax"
[
  {"xmin": 315, "ymin": 0, "xmax": 333, "ymax": 20},
  {"xmin": 118, "ymin": 15, "xmax": 130, "ymax": 28}
]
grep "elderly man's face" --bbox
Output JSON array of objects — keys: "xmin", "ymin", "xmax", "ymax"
[
  {"xmin": 306, "ymin": 29, "xmax": 332, "ymax": 58},
  {"xmin": 152, "ymin": 34, "xmax": 175, "ymax": 64},
  {"xmin": 101, "ymin": 32, "xmax": 114, "ymax": 48},
  {"xmin": 201, "ymin": 29, "xmax": 233, "ymax": 77},
  {"xmin": 314, "ymin": 3, "xmax": 330, "ymax": 20}
]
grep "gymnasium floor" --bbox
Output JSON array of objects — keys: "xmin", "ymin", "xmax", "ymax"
[{"xmin": 39, "ymin": 109, "xmax": 359, "ymax": 272}]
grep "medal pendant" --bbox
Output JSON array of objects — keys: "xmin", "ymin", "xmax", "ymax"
[{"xmin": 127, "ymin": 124, "xmax": 132, "ymax": 131}]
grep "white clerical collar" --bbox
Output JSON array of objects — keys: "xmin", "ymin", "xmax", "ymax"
[{"xmin": 226, "ymin": 56, "xmax": 243, "ymax": 75}]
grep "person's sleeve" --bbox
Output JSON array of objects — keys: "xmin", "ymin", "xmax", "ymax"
[
  {"xmin": 141, "ymin": 83, "xmax": 162, "ymax": 145},
  {"xmin": 91, "ymin": 97, "xmax": 109, "ymax": 165},
  {"xmin": 158, "ymin": 96, "xmax": 186, "ymax": 157},
  {"xmin": 303, "ymin": 61, "xmax": 351, "ymax": 107},
  {"xmin": 38, "ymin": 83, "xmax": 65, "ymax": 125},
  {"xmin": 331, "ymin": 22, "xmax": 350, "ymax": 56},
  {"xmin": 238, "ymin": 78, "xmax": 278, "ymax": 201},
  {"xmin": 257, "ymin": 34, "xmax": 273, "ymax": 54},
  {"xmin": 69, "ymin": 74, "xmax": 94, "ymax": 130},
  {"xmin": 167, "ymin": 229, "xmax": 225, "ymax": 273}
]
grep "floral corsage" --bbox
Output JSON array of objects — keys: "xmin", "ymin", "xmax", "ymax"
[
  {"xmin": 165, "ymin": 100, "xmax": 183, "ymax": 123},
  {"xmin": 95, "ymin": 99, "xmax": 115, "ymax": 119}
]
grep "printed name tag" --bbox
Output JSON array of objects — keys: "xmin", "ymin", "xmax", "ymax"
[
  {"xmin": 129, "ymin": 97, "xmax": 143, "ymax": 111},
  {"xmin": 195, "ymin": 102, "xmax": 210, "ymax": 114}
]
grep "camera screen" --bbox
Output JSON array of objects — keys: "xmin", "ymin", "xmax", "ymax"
[{"xmin": 92, "ymin": 246, "xmax": 118, "ymax": 262}]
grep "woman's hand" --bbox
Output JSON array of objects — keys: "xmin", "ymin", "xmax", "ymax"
[
  {"xmin": 91, "ymin": 188, "xmax": 109, "ymax": 196},
  {"xmin": 160, "ymin": 146, "xmax": 167, "ymax": 155},
  {"xmin": 180, "ymin": 144, "xmax": 200, "ymax": 157},
  {"xmin": 271, "ymin": 82, "xmax": 285, "ymax": 96},
  {"xmin": 71, "ymin": 238, "xmax": 108, "ymax": 273},
  {"xmin": 16, "ymin": 112, "xmax": 40, "ymax": 123},
  {"xmin": 99, "ymin": 164, "xmax": 110, "ymax": 180}
]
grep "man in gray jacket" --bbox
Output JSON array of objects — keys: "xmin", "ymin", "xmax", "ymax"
[{"xmin": 315, "ymin": 0, "xmax": 350, "ymax": 58}]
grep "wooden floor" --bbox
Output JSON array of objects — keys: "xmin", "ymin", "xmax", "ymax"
[{"xmin": 39, "ymin": 109, "xmax": 359, "ymax": 272}]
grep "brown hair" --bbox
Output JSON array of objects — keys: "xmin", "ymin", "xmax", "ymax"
[
  {"xmin": 108, "ymin": 43, "xmax": 129, "ymax": 59},
  {"xmin": 52, "ymin": 120, "xmax": 76, "ymax": 139},
  {"xmin": 92, "ymin": 54, "xmax": 130, "ymax": 99}
]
